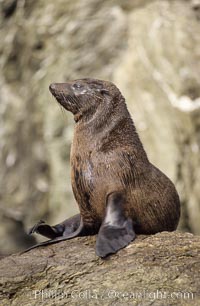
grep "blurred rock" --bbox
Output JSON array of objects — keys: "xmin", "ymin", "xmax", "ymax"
[{"xmin": 0, "ymin": 0, "xmax": 199, "ymax": 254}]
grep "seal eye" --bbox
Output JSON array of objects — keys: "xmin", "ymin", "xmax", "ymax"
[
  {"xmin": 73, "ymin": 83, "xmax": 83, "ymax": 90},
  {"xmin": 100, "ymin": 89, "xmax": 109, "ymax": 95}
]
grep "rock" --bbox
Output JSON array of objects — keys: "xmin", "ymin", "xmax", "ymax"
[{"xmin": 0, "ymin": 232, "xmax": 199, "ymax": 305}]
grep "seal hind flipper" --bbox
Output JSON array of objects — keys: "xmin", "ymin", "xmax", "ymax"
[
  {"xmin": 23, "ymin": 214, "xmax": 84, "ymax": 253},
  {"xmin": 96, "ymin": 192, "xmax": 136, "ymax": 258},
  {"xmin": 28, "ymin": 214, "xmax": 81, "ymax": 239},
  {"xmin": 28, "ymin": 220, "xmax": 64, "ymax": 239}
]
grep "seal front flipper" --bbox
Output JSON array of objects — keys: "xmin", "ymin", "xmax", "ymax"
[
  {"xmin": 28, "ymin": 214, "xmax": 81, "ymax": 239},
  {"xmin": 96, "ymin": 192, "xmax": 136, "ymax": 258}
]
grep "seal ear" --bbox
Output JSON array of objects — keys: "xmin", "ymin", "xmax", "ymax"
[{"xmin": 96, "ymin": 192, "xmax": 136, "ymax": 258}]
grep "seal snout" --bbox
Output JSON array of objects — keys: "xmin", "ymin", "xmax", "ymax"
[{"xmin": 49, "ymin": 83, "xmax": 57, "ymax": 94}]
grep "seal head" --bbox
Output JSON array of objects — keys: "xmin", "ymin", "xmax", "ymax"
[{"xmin": 49, "ymin": 79, "xmax": 117, "ymax": 123}]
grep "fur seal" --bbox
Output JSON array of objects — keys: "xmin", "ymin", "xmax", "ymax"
[{"xmin": 26, "ymin": 78, "xmax": 180, "ymax": 257}]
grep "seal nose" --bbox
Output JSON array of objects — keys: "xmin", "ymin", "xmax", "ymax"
[{"xmin": 49, "ymin": 83, "xmax": 56, "ymax": 93}]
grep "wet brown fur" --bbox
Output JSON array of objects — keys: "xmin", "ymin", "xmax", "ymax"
[{"xmin": 49, "ymin": 79, "xmax": 180, "ymax": 235}]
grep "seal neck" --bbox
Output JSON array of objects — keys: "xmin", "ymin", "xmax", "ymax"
[{"xmin": 73, "ymin": 94, "xmax": 148, "ymax": 161}]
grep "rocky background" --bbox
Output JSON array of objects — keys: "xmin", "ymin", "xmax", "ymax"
[{"xmin": 0, "ymin": 0, "xmax": 200, "ymax": 255}]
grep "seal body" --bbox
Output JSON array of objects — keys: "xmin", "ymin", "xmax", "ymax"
[
  {"xmin": 27, "ymin": 79, "xmax": 180, "ymax": 257},
  {"xmin": 70, "ymin": 89, "xmax": 180, "ymax": 235}
]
